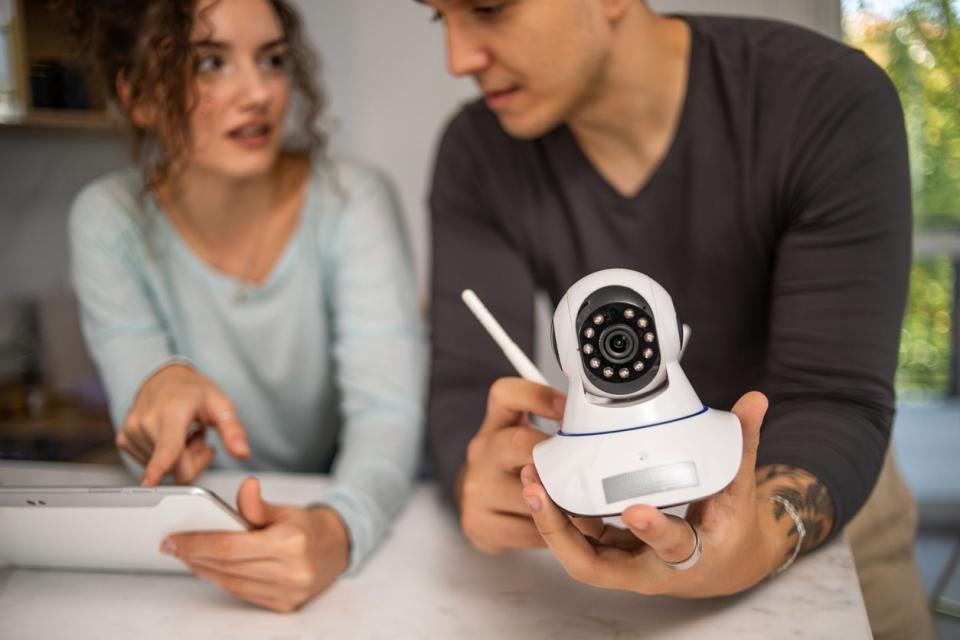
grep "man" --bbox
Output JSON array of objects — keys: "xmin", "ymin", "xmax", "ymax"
[{"xmin": 421, "ymin": 1, "xmax": 933, "ymax": 637}]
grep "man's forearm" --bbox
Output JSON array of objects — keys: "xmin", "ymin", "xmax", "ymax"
[{"xmin": 756, "ymin": 464, "xmax": 835, "ymax": 557}]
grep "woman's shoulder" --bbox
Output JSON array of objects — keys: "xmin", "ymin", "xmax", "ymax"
[
  {"xmin": 306, "ymin": 156, "xmax": 396, "ymax": 211},
  {"xmin": 68, "ymin": 167, "xmax": 152, "ymax": 244}
]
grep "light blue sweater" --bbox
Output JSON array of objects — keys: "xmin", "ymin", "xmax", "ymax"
[{"xmin": 68, "ymin": 160, "xmax": 427, "ymax": 574}]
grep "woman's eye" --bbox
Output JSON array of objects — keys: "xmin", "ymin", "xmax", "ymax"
[
  {"xmin": 195, "ymin": 54, "xmax": 223, "ymax": 73},
  {"xmin": 261, "ymin": 52, "xmax": 288, "ymax": 70}
]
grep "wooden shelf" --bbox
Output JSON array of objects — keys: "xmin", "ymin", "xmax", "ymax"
[
  {"xmin": 0, "ymin": 108, "xmax": 122, "ymax": 131},
  {"xmin": 0, "ymin": 398, "xmax": 118, "ymax": 463},
  {"xmin": 0, "ymin": 0, "xmax": 118, "ymax": 132}
]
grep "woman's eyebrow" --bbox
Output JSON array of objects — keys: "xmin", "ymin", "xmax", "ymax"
[
  {"xmin": 191, "ymin": 39, "xmax": 229, "ymax": 49},
  {"xmin": 257, "ymin": 37, "xmax": 289, "ymax": 52},
  {"xmin": 189, "ymin": 37, "xmax": 288, "ymax": 51}
]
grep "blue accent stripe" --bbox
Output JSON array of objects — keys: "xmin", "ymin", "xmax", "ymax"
[{"xmin": 557, "ymin": 406, "xmax": 709, "ymax": 437}]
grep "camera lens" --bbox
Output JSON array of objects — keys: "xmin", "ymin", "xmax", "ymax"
[{"xmin": 599, "ymin": 324, "xmax": 638, "ymax": 364}]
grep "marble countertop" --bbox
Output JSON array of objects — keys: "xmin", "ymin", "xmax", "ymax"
[{"xmin": 0, "ymin": 461, "xmax": 871, "ymax": 639}]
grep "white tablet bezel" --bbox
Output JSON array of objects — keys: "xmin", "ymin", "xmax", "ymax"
[{"xmin": 0, "ymin": 486, "xmax": 250, "ymax": 573}]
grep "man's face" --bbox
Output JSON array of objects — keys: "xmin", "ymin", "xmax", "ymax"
[{"xmin": 422, "ymin": 0, "xmax": 613, "ymax": 139}]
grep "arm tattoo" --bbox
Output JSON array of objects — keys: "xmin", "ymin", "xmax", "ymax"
[{"xmin": 756, "ymin": 464, "xmax": 835, "ymax": 557}]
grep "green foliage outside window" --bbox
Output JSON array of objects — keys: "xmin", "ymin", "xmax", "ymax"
[
  {"xmin": 844, "ymin": 0, "xmax": 959, "ymax": 397},
  {"xmin": 899, "ymin": 259, "xmax": 953, "ymax": 394}
]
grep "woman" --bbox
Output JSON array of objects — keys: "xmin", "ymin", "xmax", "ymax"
[{"xmin": 67, "ymin": 0, "xmax": 425, "ymax": 612}]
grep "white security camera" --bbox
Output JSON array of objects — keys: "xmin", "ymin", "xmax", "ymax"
[{"xmin": 533, "ymin": 269, "xmax": 743, "ymax": 517}]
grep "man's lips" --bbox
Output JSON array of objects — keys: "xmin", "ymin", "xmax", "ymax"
[{"xmin": 484, "ymin": 86, "xmax": 520, "ymax": 110}]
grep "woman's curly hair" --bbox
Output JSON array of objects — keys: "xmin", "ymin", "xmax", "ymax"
[{"xmin": 60, "ymin": 0, "xmax": 327, "ymax": 188}]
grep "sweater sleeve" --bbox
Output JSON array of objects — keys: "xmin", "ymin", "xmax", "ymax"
[
  {"xmin": 311, "ymin": 167, "xmax": 427, "ymax": 574},
  {"xmin": 757, "ymin": 51, "xmax": 912, "ymax": 534},
  {"xmin": 68, "ymin": 177, "xmax": 191, "ymax": 432}
]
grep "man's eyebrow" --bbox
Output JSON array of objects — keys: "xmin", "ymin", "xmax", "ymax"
[{"xmin": 190, "ymin": 37, "xmax": 288, "ymax": 51}]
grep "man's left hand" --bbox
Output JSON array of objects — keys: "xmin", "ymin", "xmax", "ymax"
[{"xmin": 520, "ymin": 391, "xmax": 800, "ymax": 597}]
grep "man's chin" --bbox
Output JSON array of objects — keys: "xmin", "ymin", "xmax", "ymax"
[{"xmin": 495, "ymin": 111, "xmax": 557, "ymax": 141}]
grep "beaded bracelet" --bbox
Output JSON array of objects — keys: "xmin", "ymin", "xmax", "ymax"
[{"xmin": 763, "ymin": 494, "xmax": 806, "ymax": 577}]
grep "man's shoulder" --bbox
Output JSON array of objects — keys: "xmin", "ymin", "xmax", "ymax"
[
  {"xmin": 687, "ymin": 14, "xmax": 851, "ymax": 69},
  {"xmin": 688, "ymin": 14, "xmax": 894, "ymax": 113},
  {"xmin": 687, "ymin": 13, "xmax": 890, "ymax": 100}
]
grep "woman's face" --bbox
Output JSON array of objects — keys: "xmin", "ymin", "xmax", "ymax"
[{"xmin": 185, "ymin": 0, "xmax": 292, "ymax": 180}]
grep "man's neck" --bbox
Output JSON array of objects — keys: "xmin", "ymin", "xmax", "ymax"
[{"xmin": 567, "ymin": 9, "xmax": 691, "ymax": 197}]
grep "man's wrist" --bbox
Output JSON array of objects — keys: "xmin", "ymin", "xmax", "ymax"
[
  {"xmin": 755, "ymin": 493, "xmax": 801, "ymax": 577},
  {"xmin": 756, "ymin": 493, "xmax": 807, "ymax": 577},
  {"xmin": 755, "ymin": 464, "xmax": 835, "ymax": 558}
]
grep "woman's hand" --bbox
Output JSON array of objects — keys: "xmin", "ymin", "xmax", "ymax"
[
  {"xmin": 117, "ymin": 363, "xmax": 251, "ymax": 485},
  {"xmin": 520, "ymin": 391, "xmax": 808, "ymax": 597},
  {"xmin": 162, "ymin": 477, "xmax": 350, "ymax": 612}
]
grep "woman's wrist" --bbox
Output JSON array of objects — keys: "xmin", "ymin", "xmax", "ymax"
[{"xmin": 307, "ymin": 506, "xmax": 351, "ymax": 576}]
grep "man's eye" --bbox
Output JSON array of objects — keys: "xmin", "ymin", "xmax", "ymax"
[
  {"xmin": 430, "ymin": 10, "xmax": 443, "ymax": 23},
  {"xmin": 474, "ymin": 4, "xmax": 504, "ymax": 17},
  {"xmin": 195, "ymin": 54, "xmax": 223, "ymax": 73}
]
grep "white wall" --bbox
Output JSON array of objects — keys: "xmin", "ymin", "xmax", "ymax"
[
  {"xmin": 292, "ymin": 1, "xmax": 474, "ymax": 292},
  {"xmin": 0, "ymin": 0, "xmax": 840, "ymax": 381},
  {"xmin": 650, "ymin": 0, "xmax": 841, "ymax": 38}
]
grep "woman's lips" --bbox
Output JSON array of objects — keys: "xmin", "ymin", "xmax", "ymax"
[
  {"xmin": 227, "ymin": 124, "xmax": 272, "ymax": 149},
  {"xmin": 485, "ymin": 87, "xmax": 520, "ymax": 111}
]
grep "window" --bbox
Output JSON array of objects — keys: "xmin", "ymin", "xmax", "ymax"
[{"xmin": 843, "ymin": 0, "xmax": 960, "ymax": 399}]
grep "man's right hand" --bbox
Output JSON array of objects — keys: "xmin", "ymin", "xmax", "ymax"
[
  {"xmin": 457, "ymin": 377, "xmax": 566, "ymax": 554},
  {"xmin": 116, "ymin": 364, "xmax": 251, "ymax": 486}
]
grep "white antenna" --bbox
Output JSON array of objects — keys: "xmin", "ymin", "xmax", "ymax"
[{"xmin": 461, "ymin": 289, "xmax": 550, "ymax": 386}]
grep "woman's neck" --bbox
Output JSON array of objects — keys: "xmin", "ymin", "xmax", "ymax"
[
  {"xmin": 154, "ymin": 153, "xmax": 310, "ymax": 284},
  {"xmin": 159, "ymin": 160, "xmax": 284, "ymax": 249}
]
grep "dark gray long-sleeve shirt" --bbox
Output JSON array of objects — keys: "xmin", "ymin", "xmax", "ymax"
[{"xmin": 427, "ymin": 15, "xmax": 911, "ymax": 534}]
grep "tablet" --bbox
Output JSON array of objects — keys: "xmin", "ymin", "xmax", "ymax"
[{"xmin": 0, "ymin": 486, "xmax": 250, "ymax": 573}]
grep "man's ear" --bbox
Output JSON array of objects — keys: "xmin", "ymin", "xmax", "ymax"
[
  {"xmin": 116, "ymin": 71, "xmax": 156, "ymax": 130},
  {"xmin": 601, "ymin": 0, "xmax": 636, "ymax": 22}
]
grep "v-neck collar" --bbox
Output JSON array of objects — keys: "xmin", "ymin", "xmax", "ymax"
[
  {"xmin": 548, "ymin": 15, "xmax": 699, "ymax": 206},
  {"xmin": 148, "ymin": 166, "xmax": 318, "ymax": 302}
]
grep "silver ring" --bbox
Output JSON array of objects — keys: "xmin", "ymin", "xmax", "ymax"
[{"xmin": 661, "ymin": 518, "xmax": 701, "ymax": 571}]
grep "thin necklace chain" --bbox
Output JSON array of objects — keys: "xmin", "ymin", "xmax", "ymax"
[{"xmin": 167, "ymin": 179, "xmax": 282, "ymax": 304}]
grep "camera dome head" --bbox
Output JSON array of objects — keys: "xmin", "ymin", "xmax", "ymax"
[
  {"xmin": 552, "ymin": 270, "xmax": 683, "ymax": 400},
  {"xmin": 573, "ymin": 285, "xmax": 661, "ymax": 395}
]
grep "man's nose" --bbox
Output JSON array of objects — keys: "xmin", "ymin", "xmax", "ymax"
[{"xmin": 446, "ymin": 22, "xmax": 490, "ymax": 77}]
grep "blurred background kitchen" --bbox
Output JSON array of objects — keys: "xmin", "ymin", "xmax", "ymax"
[{"xmin": 0, "ymin": 0, "xmax": 957, "ymax": 634}]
